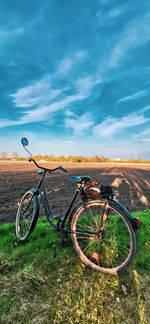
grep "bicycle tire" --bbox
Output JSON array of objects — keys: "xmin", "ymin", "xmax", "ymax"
[
  {"xmin": 71, "ymin": 199, "xmax": 136, "ymax": 274},
  {"xmin": 16, "ymin": 190, "xmax": 39, "ymax": 241}
]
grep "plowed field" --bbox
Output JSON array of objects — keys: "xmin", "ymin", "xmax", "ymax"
[{"xmin": 1, "ymin": 161, "xmax": 150, "ymax": 225}]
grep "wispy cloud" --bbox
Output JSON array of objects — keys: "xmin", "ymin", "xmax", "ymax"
[
  {"xmin": 109, "ymin": 14, "xmax": 150, "ymax": 68},
  {"xmin": 96, "ymin": 4, "xmax": 129, "ymax": 27},
  {"xmin": 93, "ymin": 112, "xmax": 149, "ymax": 138},
  {"xmin": 65, "ymin": 110, "xmax": 75, "ymax": 117},
  {"xmin": 65, "ymin": 113, "xmax": 94, "ymax": 135},
  {"xmin": 56, "ymin": 58, "xmax": 73, "ymax": 76},
  {"xmin": 95, "ymin": 13, "xmax": 150, "ymax": 84},
  {"xmin": 75, "ymin": 76, "xmax": 100, "ymax": 97},
  {"xmin": 139, "ymin": 105, "xmax": 150, "ymax": 114},
  {"xmin": 75, "ymin": 51, "xmax": 86, "ymax": 60},
  {"xmin": 118, "ymin": 89, "xmax": 149, "ymax": 103},
  {"xmin": 9, "ymin": 75, "xmax": 61, "ymax": 108},
  {"xmin": 133, "ymin": 127, "xmax": 150, "ymax": 143},
  {"xmin": 1, "ymin": 47, "xmax": 100, "ymax": 132},
  {"xmin": 56, "ymin": 51, "xmax": 86, "ymax": 76},
  {"xmin": 75, "ymin": 76, "xmax": 93, "ymax": 97},
  {"xmin": 1, "ymin": 68, "xmax": 97, "ymax": 129},
  {"xmin": 0, "ymin": 26, "xmax": 24, "ymax": 42}
]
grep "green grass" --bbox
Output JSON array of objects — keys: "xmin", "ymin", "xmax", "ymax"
[{"xmin": 0, "ymin": 210, "xmax": 150, "ymax": 324}]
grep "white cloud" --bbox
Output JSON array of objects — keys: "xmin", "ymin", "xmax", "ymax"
[
  {"xmin": 56, "ymin": 51, "xmax": 86, "ymax": 76},
  {"xmin": 0, "ymin": 26, "xmax": 24, "ymax": 43},
  {"xmin": 96, "ymin": 6, "xmax": 126, "ymax": 27},
  {"xmin": 65, "ymin": 113, "xmax": 94, "ymax": 135},
  {"xmin": 1, "ymin": 71, "xmax": 97, "ymax": 129},
  {"xmin": 109, "ymin": 14, "xmax": 150, "ymax": 68},
  {"xmin": 109, "ymin": 9, "xmax": 121, "ymax": 18},
  {"xmin": 75, "ymin": 76, "xmax": 100, "ymax": 98},
  {"xmin": 139, "ymin": 105, "xmax": 150, "ymax": 113},
  {"xmin": 10, "ymin": 75, "xmax": 61, "ymax": 108},
  {"xmin": 75, "ymin": 51, "xmax": 86, "ymax": 60},
  {"xmin": 95, "ymin": 14, "xmax": 150, "ymax": 84},
  {"xmin": 0, "ymin": 119, "xmax": 14, "ymax": 127},
  {"xmin": 65, "ymin": 110, "xmax": 75, "ymax": 117},
  {"xmin": 133, "ymin": 127, "xmax": 150, "ymax": 143},
  {"xmin": 93, "ymin": 113, "xmax": 149, "ymax": 137},
  {"xmin": 75, "ymin": 76, "xmax": 92, "ymax": 95},
  {"xmin": 118, "ymin": 89, "xmax": 149, "ymax": 103},
  {"xmin": 57, "ymin": 58, "xmax": 73, "ymax": 76}
]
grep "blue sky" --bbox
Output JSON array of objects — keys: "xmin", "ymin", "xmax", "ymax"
[{"xmin": 1, "ymin": 0, "xmax": 150, "ymax": 159}]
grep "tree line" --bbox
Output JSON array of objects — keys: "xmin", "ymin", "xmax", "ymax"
[{"xmin": 1, "ymin": 152, "xmax": 150, "ymax": 163}]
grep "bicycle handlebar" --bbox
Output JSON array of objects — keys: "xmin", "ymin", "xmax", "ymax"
[
  {"xmin": 59, "ymin": 165, "xmax": 68, "ymax": 173},
  {"xmin": 29, "ymin": 157, "xmax": 68, "ymax": 173}
]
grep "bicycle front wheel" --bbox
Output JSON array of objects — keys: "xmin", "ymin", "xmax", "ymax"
[
  {"xmin": 71, "ymin": 199, "xmax": 136, "ymax": 274},
  {"xmin": 16, "ymin": 190, "xmax": 39, "ymax": 241}
]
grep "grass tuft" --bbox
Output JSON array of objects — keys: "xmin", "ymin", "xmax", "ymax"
[{"xmin": 0, "ymin": 210, "xmax": 150, "ymax": 323}]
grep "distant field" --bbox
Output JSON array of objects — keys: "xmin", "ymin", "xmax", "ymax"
[
  {"xmin": 1, "ymin": 160, "xmax": 150, "ymax": 170},
  {"xmin": 1, "ymin": 161, "xmax": 150, "ymax": 224}
]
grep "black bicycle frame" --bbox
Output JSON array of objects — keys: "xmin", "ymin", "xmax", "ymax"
[
  {"xmin": 35, "ymin": 167, "xmax": 138, "ymax": 237},
  {"xmin": 34, "ymin": 170, "xmax": 99, "ymax": 237},
  {"xmin": 34, "ymin": 170, "xmax": 80, "ymax": 229}
]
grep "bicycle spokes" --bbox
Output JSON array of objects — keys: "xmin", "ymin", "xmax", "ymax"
[
  {"xmin": 72, "ymin": 202, "xmax": 133, "ymax": 271},
  {"xmin": 16, "ymin": 192, "xmax": 35, "ymax": 240}
]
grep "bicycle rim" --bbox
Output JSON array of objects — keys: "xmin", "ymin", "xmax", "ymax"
[
  {"xmin": 16, "ymin": 191, "xmax": 36, "ymax": 240},
  {"xmin": 71, "ymin": 200, "xmax": 136, "ymax": 274}
]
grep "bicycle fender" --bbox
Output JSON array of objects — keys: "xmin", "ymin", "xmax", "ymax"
[
  {"xmin": 69, "ymin": 198, "xmax": 107, "ymax": 224},
  {"xmin": 68, "ymin": 200, "xmax": 84, "ymax": 226},
  {"xmin": 108, "ymin": 199, "xmax": 136, "ymax": 230},
  {"xmin": 28, "ymin": 188, "xmax": 40, "ymax": 216},
  {"xmin": 70, "ymin": 198, "xmax": 136, "ymax": 231}
]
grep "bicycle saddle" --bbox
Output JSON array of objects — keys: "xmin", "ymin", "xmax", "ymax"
[{"xmin": 69, "ymin": 176, "xmax": 90, "ymax": 183}]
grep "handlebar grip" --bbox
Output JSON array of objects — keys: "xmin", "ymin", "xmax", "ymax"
[{"xmin": 60, "ymin": 166, "xmax": 67, "ymax": 173}]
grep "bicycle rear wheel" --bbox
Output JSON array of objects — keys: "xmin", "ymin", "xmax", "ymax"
[
  {"xmin": 71, "ymin": 199, "xmax": 136, "ymax": 274},
  {"xmin": 16, "ymin": 190, "xmax": 39, "ymax": 241}
]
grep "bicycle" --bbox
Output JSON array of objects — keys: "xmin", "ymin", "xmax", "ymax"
[{"xmin": 16, "ymin": 137, "xmax": 140, "ymax": 274}]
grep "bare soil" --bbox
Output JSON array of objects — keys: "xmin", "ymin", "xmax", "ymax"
[{"xmin": 1, "ymin": 161, "xmax": 150, "ymax": 225}]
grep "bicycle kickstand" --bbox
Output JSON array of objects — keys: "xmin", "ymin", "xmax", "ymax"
[{"xmin": 53, "ymin": 232, "xmax": 68, "ymax": 258}]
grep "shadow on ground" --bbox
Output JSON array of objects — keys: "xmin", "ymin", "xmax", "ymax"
[{"xmin": 0, "ymin": 162, "xmax": 150, "ymax": 224}]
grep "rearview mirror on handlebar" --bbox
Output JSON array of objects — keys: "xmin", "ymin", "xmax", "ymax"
[
  {"xmin": 21, "ymin": 137, "xmax": 32, "ymax": 157},
  {"xmin": 21, "ymin": 137, "xmax": 29, "ymax": 146},
  {"xmin": 20, "ymin": 139, "xmax": 67, "ymax": 172}
]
